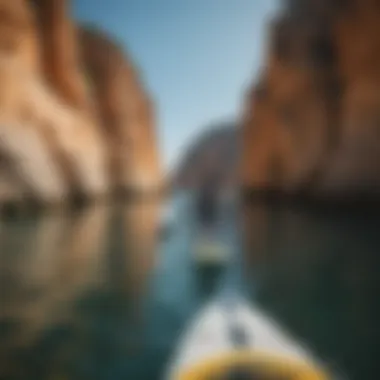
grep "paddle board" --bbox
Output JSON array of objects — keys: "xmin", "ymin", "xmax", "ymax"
[{"xmin": 193, "ymin": 239, "xmax": 230, "ymax": 266}]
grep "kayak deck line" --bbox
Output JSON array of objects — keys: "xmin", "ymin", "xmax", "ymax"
[{"xmin": 166, "ymin": 298, "xmax": 331, "ymax": 380}]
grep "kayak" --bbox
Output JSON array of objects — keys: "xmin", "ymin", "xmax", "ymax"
[{"xmin": 165, "ymin": 297, "xmax": 331, "ymax": 380}]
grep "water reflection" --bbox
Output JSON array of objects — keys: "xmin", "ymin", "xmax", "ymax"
[
  {"xmin": 0, "ymin": 200, "xmax": 160, "ymax": 380},
  {"xmin": 242, "ymin": 201, "xmax": 380, "ymax": 380},
  {"xmin": 1, "ymin": 196, "xmax": 378, "ymax": 379},
  {"xmin": 0, "ymin": 206, "xmax": 109, "ymax": 360}
]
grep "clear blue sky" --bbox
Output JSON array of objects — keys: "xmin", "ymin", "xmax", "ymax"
[{"xmin": 73, "ymin": 0, "xmax": 279, "ymax": 170}]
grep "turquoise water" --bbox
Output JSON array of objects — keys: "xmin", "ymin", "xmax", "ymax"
[
  {"xmin": 243, "ymin": 202, "xmax": 380, "ymax": 380},
  {"xmin": 0, "ymin": 195, "xmax": 379, "ymax": 379}
]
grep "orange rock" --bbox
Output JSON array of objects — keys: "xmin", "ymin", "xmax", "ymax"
[
  {"xmin": 319, "ymin": 0, "xmax": 380, "ymax": 195},
  {"xmin": 243, "ymin": 12, "xmax": 338, "ymax": 193},
  {"xmin": 0, "ymin": 0, "xmax": 107, "ymax": 203},
  {"xmin": 242, "ymin": 0, "xmax": 380, "ymax": 197},
  {"xmin": 79, "ymin": 27, "xmax": 162, "ymax": 192},
  {"xmin": 29, "ymin": 0, "xmax": 91, "ymax": 109},
  {"xmin": 0, "ymin": 57, "xmax": 107, "ymax": 202},
  {"xmin": 0, "ymin": 0, "xmax": 161, "ymax": 205},
  {"xmin": 0, "ymin": 0, "xmax": 40, "ymax": 74},
  {"xmin": 0, "ymin": 0, "xmax": 68, "ymax": 202}
]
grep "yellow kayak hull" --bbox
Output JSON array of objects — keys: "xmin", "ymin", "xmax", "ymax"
[{"xmin": 176, "ymin": 350, "xmax": 329, "ymax": 379}]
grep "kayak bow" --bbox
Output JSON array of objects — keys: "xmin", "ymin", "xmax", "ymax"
[{"xmin": 167, "ymin": 299, "xmax": 331, "ymax": 380}]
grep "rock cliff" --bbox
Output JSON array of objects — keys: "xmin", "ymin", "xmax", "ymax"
[
  {"xmin": 174, "ymin": 122, "xmax": 238, "ymax": 190},
  {"xmin": 30, "ymin": 0, "xmax": 90, "ymax": 109},
  {"xmin": 79, "ymin": 27, "xmax": 161, "ymax": 193},
  {"xmin": 242, "ymin": 0, "xmax": 380, "ymax": 198},
  {"xmin": 0, "ymin": 0, "xmax": 161, "ymax": 206}
]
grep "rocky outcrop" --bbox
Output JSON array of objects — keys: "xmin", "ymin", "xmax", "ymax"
[
  {"xmin": 0, "ymin": 0, "xmax": 161, "ymax": 206},
  {"xmin": 79, "ymin": 27, "xmax": 161, "ymax": 192},
  {"xmin": 29, "ymin": 0, "xmax": 90, "ymax": 109},
  {"xmin": 242, "ymin": 0, "xmax": 380, "ymax": 198},
  {"xmin": 174, "ymin": 122, "xmax": 238, "ymax": 190}
]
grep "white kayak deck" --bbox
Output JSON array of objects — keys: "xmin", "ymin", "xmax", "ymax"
[{"xmin": 166, "ymin": 297, "xmax": 320, "ymax": 379}]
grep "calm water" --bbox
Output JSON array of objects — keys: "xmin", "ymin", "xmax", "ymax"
[{"xmin": 0, "ymin": 194, "xmax": 379, "ymax": 380}]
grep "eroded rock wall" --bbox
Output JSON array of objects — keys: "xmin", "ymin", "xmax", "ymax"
[
  {"xmin": 242, "ymin": 0, "xmax": 380, "ymax": 197},
  {"xmin": 0, "ymin": 0, "xmax": 161, "ymax": 205},
  {"xmin": 79, "ymin": 27, "xmax": 161, "ymax": 192}
]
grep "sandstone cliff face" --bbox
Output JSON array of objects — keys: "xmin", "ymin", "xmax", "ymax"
[
  {"xmin": 242, "ymin": 0, "xmax": 380, "ymax": 197},
  {"xmin": 79, "ymin": 27, "xmax": 161, "ymax": 192},
  {"xmin": 0, "ymin": 0, "xmax": 160, "ymax": 205},
  {"xmin": 0, "ymin": 0, "xmax": 67, "ymax": 202},
  {"xmin": 174, "ymin": 123, "xmax": 238, "ymax": 190},
  {"xmin": 29, "ymin": 0, "xmax": 90, "ymax": 109},
  {"xmin": 0, "ymin": 0, "xmax": 107, "ymax": 203}
]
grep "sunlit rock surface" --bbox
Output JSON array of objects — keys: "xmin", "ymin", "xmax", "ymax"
[
  {"xmin": 79, "ymin": 27, "xmax": 162, "ymax": 193},
  {"xmin": 30, "ymin": 0, "xmax": 91, "ymax": 109},
  {"xmin": 174, "ymin": 122, "xmax": 238, "ymax": 190},
  {"xmin": 242, "ymin": 0, "xmax": 380, "ymax": 198},
  {"xmin": 0, "ymin": 0, "xmax": 161, "ymax": 205}
]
